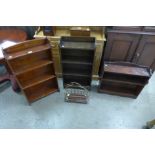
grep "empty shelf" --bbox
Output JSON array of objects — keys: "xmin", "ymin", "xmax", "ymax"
[
  {"xmin": 14, "ymin": 60, "xmax": 53, "ymax": 75},
  {"xmin": 104, "ymin": 63, "xmax": 150, "ymax": 77}
]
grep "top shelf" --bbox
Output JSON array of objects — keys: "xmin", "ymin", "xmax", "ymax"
[
  {"xmin": 3, "ymin": 38, "xmax": 51, "ymax": 60},
  {"xmin": 60, "ymin": 36, "xmax": 96, "ymax": 50},
  {"xmin": 104, "ymin": 62, "xmax": 151, "ymax": 77},
  {"xmin": 4, "ymin": 43, "xmax": 51, "ymax": 60}
]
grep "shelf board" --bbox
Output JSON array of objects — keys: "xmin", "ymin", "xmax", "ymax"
[
  {"xmin": 62, "ymin": 60, "xmax": 92, "ymax": 65},
  {"xmin": 101, "ymin": 77, "xmax": 146, "ymax": 86},
  {"xmin": 98, "ymin": 88, "xmax": 137, "ymax": 98},
  {"xmin": 14, "ymin": 60, "xmax": 53, "ymax": 75},
  {"xmin": 26, "ymin": 88, "xmax": 58, "ymax": 103},
  {"xmin": 63, "ymin": 73, "xmax": 91, "ymax": 77},
  {"xmin": 60, "ymin": 41, "xmax": 95, "ymax": 50},
  {"xmin": 104, "ymin": 63, "xmax": 150, "ymax": 77},
  {"xmin": 5, "ymin": 44, "xmax": 51, "ymax": 60},
  {"xmin": 22, "ymin": 75, "xmax": 56, "ymax": 89}
]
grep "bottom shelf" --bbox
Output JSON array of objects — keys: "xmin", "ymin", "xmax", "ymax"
[
  {"xmin": 63, "ymin": 74, "xmax": 91, "ymax": 88},
  {"xmin": 24, "ymin": 77, "xmax": 58, "ymax": 103},
  {"xmin": 98, "ymin": 80, "xmax": 143, "ymax": 98}
]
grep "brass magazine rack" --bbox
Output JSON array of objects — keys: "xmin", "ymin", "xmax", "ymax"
[{"xmin": 65, "ymin": 82, "xmax": 89, "ymax": 104}]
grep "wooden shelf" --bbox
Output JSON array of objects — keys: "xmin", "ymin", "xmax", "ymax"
[
  {"xmin": 102, "ymin": 73, "xmax": 148, "ymax": 86},
  {"xmin": 62, "ymin": 63, "xmax": 92, "ymax": 76},
  {"xmin": 61, "ymin": 54, "xmax": 93, "ymax": 64},
  {"xmin": 17, "ymin": 63, "xmax": 56, "ymax": 89},
  {"xmin": 5, "ymin": 44, "xmax": 51, "ymax": 60},
  {"xmin": 104, "ymin": 63, "xmax": 150, "ymax": 77},
  {"xmin": 60, "ymin": 41, "xmax": 95, "ymax": 50},
  {"xmin": 99, "ymin": 79, "xmax": 141, "ymax": 98},
  {"xmin": 62, "ymin": 60, "xmax": 92, "ymax": 65},
  {"xmin": 60, "ymin": 36, "xmax": 95, "ymax": 87},
  {"xmin": 101, "ymin": 78, "xmax": 145, "ymax": 86},
  {"xmin": 3, "ymin": 38, "xmax": 59, "ymax": 104},
  {"xmin": 63, "ymin": 74, "xmax": 91, "ymax": 87},
  {"xmin": 24, "ymin": 84, "xmax": 58, "ymax": 102},
  {"xmin": 99, "ymin": 62, "xmax": 151, "ymax": 98},
  {"xmin": 60, "ymin": 36, "xmax": 95, "ymax": 50},
  {"xmin": 24, "ymin": 77, "xmax": 58, "ymax": 102},
  {"xmin": 63, "ymin": 73, "xmax": 90, "ymax": 77},
  {"xmin": 14, "ymin": 60, "xmax": 53, "ymax": 75},
  {"xmin": 98, "ymin": 87, "xmax": 137, "ymax": 98},
  {"xmin": 27, "ymin": 88, "xmax": 58, "ymax": 103},
  {"xmin": 22, "ymin": 75, "xmax": 56, "ymax": 89}
]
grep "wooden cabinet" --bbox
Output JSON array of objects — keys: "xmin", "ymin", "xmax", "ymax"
[
  {"xmin": 99, "ymin": 62, "xmax": 151, "ymax": 98},
  {"xmin": 104, "ymin": 32, "xmax": 140, "ymax": 61},
  {"xmin": 103, "ymin": 27, "xmax": 155, "ymax": 72},
  {"xmin": 34, "ymin": 27, "xmax": 106, "ymax": 79},
  {"xmin": 3, "ymin": 38, "xmax": 59, "ymax": 104},
  {"xmin": 60, "ymin": 36, "xmax": 95, "ymax": 88},
  {"xmin": 133, "ymin": 35, "xmax": 155, "ymax": 71}
]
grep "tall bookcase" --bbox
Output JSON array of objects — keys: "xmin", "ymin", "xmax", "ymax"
[
  {"xmin": 60, "ymin": 36, "xmax": 96, "ymax": 88},
  {"xmin": 3, "ymin": 38, "xmax": 59, "ymax": 104}
]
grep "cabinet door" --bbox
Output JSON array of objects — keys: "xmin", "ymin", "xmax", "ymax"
[
  {"xmin": 104, "ymin": 32, "xmax": 140, "ymax": 61},
  {"xmin": 133, "ymin": 35, "xmax": 155, "ymax": 72}
]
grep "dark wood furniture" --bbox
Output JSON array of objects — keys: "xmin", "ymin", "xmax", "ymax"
[
  {"xmin": 0, "ymin": 29, "xmax": 27, "ymax": 91},
  {"xmin": 0, "ymin": 53, "xmax": 19, "ymax": 91},
  {"xmin": 104, "ymin": 26, "xmax": 155, "ymax": 72},
  {"xmin": 99, "ymin": 62, "xmax": 151, "ymax": 98},
  {"xmin": 3, "ymin": 38, "xmax": 59, "ymax": 104},
  {"xmin": 60, "ymin": 36, "xmax": 95, "ymax": 88},
  {"xmin": 0, "ymin": 29, "xmax": 27, "ymax": 42}
]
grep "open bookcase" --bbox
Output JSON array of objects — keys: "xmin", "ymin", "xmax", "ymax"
[
  {"xmin": 3, "ymin": 38, "xmax": 59, "ymax": 104},
  {"xmin": 98, "ymin": 62, "xmax": 152, "ymax": 98},
  {"xmin": 60, "ymin": 36, "xmax": 95, "ymax": 88}
]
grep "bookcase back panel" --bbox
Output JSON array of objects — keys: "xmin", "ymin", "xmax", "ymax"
[
  {"xmin": 61, "ymin": 54, "xmax": 93, "ymax": 63},
  {"xmin": 62, "ymin": 63, "xmax": 92, "ymax": 75},
  {"xmin": 63, "ymin": 75, "xmax": 91, "ymax": 86},
  {"xmin": 61, "ymin": 49, "xmax": 94, "ymax": 57}
]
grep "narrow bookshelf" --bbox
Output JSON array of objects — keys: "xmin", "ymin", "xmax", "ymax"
[{"xmin": 60, "ymin": 36, "xmax": 95, "ymax": 88}]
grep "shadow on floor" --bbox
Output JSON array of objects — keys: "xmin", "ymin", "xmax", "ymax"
[{"xmin": 0, "ymin": 82, "xmax": 11, "ymax": 92}]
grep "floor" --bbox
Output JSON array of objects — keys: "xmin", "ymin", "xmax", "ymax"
[{"xmin": 0, "ymin": 67, "xmax": 155, "ymax": 128}]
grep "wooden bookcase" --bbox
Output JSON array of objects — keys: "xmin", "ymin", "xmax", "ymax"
[
  {"xmin": 60, "ymin": 36, "xmax": 96, "ymax": 88},
  {"xmin": 98, "ymin": 62, "xmax": 151, "ymax": 98},
  {"xmin": 3, "ymin": 38, "xmax": 59, "ymax": 104}
]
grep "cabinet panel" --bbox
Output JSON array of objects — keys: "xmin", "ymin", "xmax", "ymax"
[
  {"xmin": 53, "ymin": 54, "xmax": 62, "ymax": 76},
  {"xmin": 133, "ymin": 35, "xmax": 155, "ymax": 71},
  {"xmin": 104, "ymin": 32, "xmax": 140, "ymax": 62},
  {"xmin": 112, "ymin": 26, "xmax": 142, "ymax": 31},
  {"xmin": 92, "ymin": 42, "xmax": 104, "ymax": 79}
]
